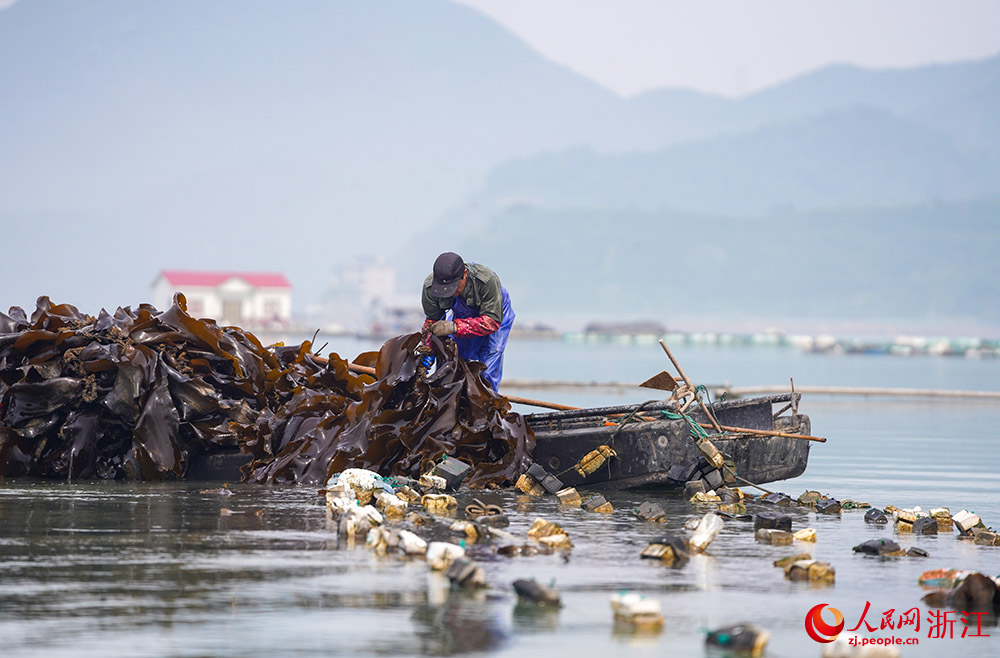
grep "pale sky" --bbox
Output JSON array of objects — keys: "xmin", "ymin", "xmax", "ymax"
[{"xmin": 454, "ymin": 0, "xmax": 1000, "ymax": 97}]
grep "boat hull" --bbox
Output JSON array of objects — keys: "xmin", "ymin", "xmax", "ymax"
[{"xmin": 527, "ymin": 394, "xmax": 811, "ymax": 491}]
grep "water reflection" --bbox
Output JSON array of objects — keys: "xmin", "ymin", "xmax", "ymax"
[
  {"xmin": 412, "ymin": 586, "xmax": 508, "ymax": 655},
  {"xmin": 511, "ymin": 601, "xmax": 561, "ymax": 633}
]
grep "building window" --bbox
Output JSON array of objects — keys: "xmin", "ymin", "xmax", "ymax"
[
  {"xmin": 264, "ymin": 298, "xmax": 281, "ymax": 318},
  {"xmin": 187, "ymin": 297, "xmax": 204, "ymax": 315}
]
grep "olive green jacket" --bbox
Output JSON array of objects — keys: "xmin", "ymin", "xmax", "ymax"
[{"xmin": 422, "ymin": 263, "xmax": 503, "ymax": 323}]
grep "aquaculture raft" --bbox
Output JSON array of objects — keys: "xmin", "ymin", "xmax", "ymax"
[{"xmin": 527, "ymin": 393, "xmax": 811, "ymax": 490}]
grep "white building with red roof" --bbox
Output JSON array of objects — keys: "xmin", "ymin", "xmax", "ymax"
[{"xmin": 152, "ymin": 270, "xmax": 292, "ymax": 327}]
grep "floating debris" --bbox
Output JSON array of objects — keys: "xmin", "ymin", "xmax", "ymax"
[
  {"xmin": 496, "ymin": 544, "xmax": 551, "ymax": 558},
  {"xmin": 394, "ymin": 529, "xmax": 428, "ymax": 556},
  {"xmin": 755, "ymin": 529, "xmax": 793, "ymax": 545},
  {"xmin": 527, "ymin": 518, "xmax": 572, "ymax": 548},
  {"xmin": 922, "ymin": 572, "xmax": 1000, "ymax": 609},
  {"xmin": 515, "ymin": 473, "xmax": 546, "ymax": 496},
  {"xmin": 582, "ymin": 494, "xmax": 613, "ymax": 513},
  {"xmin": 973, "ymin": 529, "xmax": 1000, "ymax": 546},
  {"xmin": 640, "ymin": 535, "xmax": 690, "ymax": 564},
  {"xmin": 464, "ymin": 498, "xmax": 504, "ymax": 520},
  {"xmin": 338, "ymin": 504, "xmax": 383, "ymax": 538},
  {"xmin": 864, "ymin": 508, "xmax": 888, "ymax": 524},
  {"xmin": 429, "ymin": 456, "xmax": 471, "ymax": 490},
  {"xmin": 426, "ymin": 541, "xmax": 465, "ymax": 571},
  {"xmin": 705, "ymin": 623, "xmax": 771, "ymax": 656},
  {"xmin": 419, "ymin": 473, "xmax": 448, "ymax": 491},
  {"xmin": 953, "ymin": 509, "xmax": 984, "ymax": 535},
  {"xmin": 525, "ymin": 462, "xmax": 564, "ymax": 494},
  {"xmin": 931, "ymin": 508, "xmax": 954, "ymax": 531},
  {"xmin": 793, "ymin": 528, "xmax": 817, "ymax": 542},
  {"xmin": 449, "ymin": 519, "xmax": 486, "ymax": 542},
  {"xmin": 773, "ymin": 553, "xmax": 812, "ymax": 569},
  {"xmin": 445, "ymin": 556, "xmax": 487, "ymax": 588},
  {"xmin": 918, "ymin": 568, "xmax": 970, "ymax": 589},
  {"xmin": 754, "ymin": 511, "xmax": 792, "ymax": 532},
  {"xmin": 852, "ymin": 539, "xmax": 904, "ymax": 557},
  {"xmin": 785, "ymin": 560, "xmax": 835, "ymax": 584},
  {"xmin": 690, "ymin": 490, "xmax": 721, "ymax": 503},
  {"xmin": 684, "ymin": 480, "xmax": 707, "ymax": 498},
  {"xmin": 610, "ymin": 591, "xmax": 664, "ymax": 632},
  {"xmin": 555, "ymin": 487, "xmax": 582, "ymax": 507},
  {"xmin": 421, "ymin": 493, "xmax": 458, "ymax": 513},
  {"xmin": 374, "ymin": 491, "xmax": 408, "ymax": 520},
  {"xmin": 912, "ymin": 517, "xmax": 938, "ymax": 535},
  {"xmin": 635, "ymin": 501, "xmax": 666, "ymax": 523},
  {"xmin": 815, "ymin": 498, "xmax": 842, "ymax": 515},
  {"xmin": 690, "ymin": 512, "xmax": 724, "ymax": 552},
  {"xmin": 513, "ymin": 579, "xmax": 561, "ymax": 606},
  {"xmin": 761, "ymin": 492, "xmax": 793, "ymax": 506},
  {"xmin": 715, "ymin": 486, "xmax": 741, "ymax": 504},
  {"xmin": 797, "ymin": 490, "xmax": 822, "ymax": 505},
  {"xmin": 395, "ymin": 486, "xmax": 421, "ymax": 504}
]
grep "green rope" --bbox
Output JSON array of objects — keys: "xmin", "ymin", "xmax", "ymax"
[{"xmin": 661, "ymin": 410, "xmax": 710, "ymax": 440}]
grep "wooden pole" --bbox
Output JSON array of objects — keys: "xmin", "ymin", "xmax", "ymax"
[
  {"xmin": 714, "ymin": 424, "xmax": 825, "ymax": 443},
  {"xmin": 658, "ymin": 339, "xmax": 723, "ymax": 433},
  {"xmin": 658, "ymin": 339, "xmax": 693, "ymax": 388},
  {"xmin": 311, "ymin": 353, "xmax": 377, "ymax": 376},
  {"xmin": 504, "ymin": 395, "xmax": 579, "ymax": 411}
]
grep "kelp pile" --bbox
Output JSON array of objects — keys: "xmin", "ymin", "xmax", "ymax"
[
  {"xmin": 241, "ymin": 332, "xmax": 533, "ymax": 487},
  {"xmin": 0, "ymin": 296, "xmax": 532, "ymax": 487}
]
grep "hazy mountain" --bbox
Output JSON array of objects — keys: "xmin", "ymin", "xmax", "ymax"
[
  {"xmin": 440, "ymin": 200, "xmax": 1000, "ymax": 324},
  {"xmin": 471, "ymin": 106, "xmax": 1000, "ymax": 216},
  {"xmin": 623, "ymin": 54, "xmax": 1000, "ymax": 154}
]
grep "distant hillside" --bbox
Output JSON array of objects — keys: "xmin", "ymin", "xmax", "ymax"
[
  {"xmin": 439, "ymin": 200, "xmax": 1000, "ymax": 323},
  {"xmin": 475, "ymin": 106, "xmax": 1000, "ymax": 216}
]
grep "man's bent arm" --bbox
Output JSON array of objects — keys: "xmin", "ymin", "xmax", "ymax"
[{"xmin": 454, "ymin": 316, "xmax": 500, "ymax": 336}]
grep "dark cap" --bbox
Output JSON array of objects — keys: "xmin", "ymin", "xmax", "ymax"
[{"xmin": 430, "ymin": 252, "xmax": 465, "ymax": 297}]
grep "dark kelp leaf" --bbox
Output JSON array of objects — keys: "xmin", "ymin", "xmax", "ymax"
[{"xmin": 0, "ymin": 295, "xmax": 534, "ymax": 487}]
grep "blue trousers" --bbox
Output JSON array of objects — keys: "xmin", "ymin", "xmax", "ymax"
[{"xmin": 450, "ymin": 287, "xmax": 514, "ymax": 391}]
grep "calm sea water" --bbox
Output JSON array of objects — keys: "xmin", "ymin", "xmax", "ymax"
[{"xmin": 1, "ymin": 339, "xmax": 998, "ymax": 657}]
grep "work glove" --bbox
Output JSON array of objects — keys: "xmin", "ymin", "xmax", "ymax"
[
  {"xmin": 429, "ymin": 320, "xmax": 456, "ymax": 337},
  {"xmin": 421, "ymin": 355, "xmax": 435, "ymax": 369}
]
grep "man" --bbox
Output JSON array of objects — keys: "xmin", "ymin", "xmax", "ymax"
[{"xmin": 421, "ymin": 252, "xmax": 515, "ymax": 391}]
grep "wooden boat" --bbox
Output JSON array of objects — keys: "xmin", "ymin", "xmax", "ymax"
[
  {"xmin": 526, "ymin": 392, "xmax": 812, "ymax": 490},
  {"xmin": 188, "ymin": 392, "xmax": 813, "ymax": 489}
]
